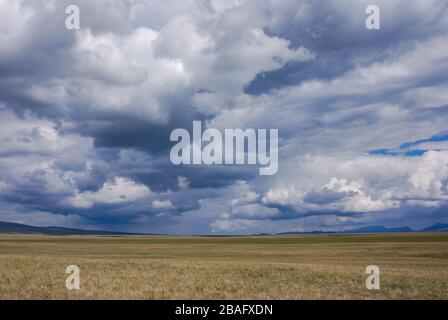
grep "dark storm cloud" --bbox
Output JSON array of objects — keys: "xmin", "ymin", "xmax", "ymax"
[
  {"xmin": 304, "ymin": 188, "xmax": 357, "ymax": 206},
  {"xmin": 247, "ymin": 0, "xmax": 448, "ymax": 94}
]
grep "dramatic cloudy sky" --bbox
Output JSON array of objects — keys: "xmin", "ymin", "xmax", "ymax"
[{"xmin": 0, "ymin": 0, "xmax": 447, "ymax": 234}]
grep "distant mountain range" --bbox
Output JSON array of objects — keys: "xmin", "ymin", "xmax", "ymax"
[
  {"xmin": 278, "ymin": 223, "xmax": 448, "ymax": 235},
  {"xmin": 0, "ymin": 221, "xmax": 144, "ymax": 236},
  {"xmin": 422, "ymin": 223, "xmax": 448, "ymax": 232},
  {"xmin": 0, "ymin": 221, "xmax": 447, "ymax": 236}
]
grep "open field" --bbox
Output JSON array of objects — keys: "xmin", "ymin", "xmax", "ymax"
[{"xmin": 0, "ymin": 233, "xmax": 447, "ymax": 300}]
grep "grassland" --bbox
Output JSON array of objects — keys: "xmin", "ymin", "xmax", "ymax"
[{"xmin": 0, "ymin": 233, "xmax": 447, "ymax": 300}]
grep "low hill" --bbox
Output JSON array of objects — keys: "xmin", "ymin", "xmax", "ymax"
[
  {"xmin": 0, "ymin": 221, "xmax": 447, "ymax": 236},
  {"xmin": 0, "ymin": 221, "xmax": 143, "ymax": 236},
  {"xmin": 423, "ymin": 223, "xmax": 448, "ymax": 232},
  {"xmin": 279, "ymin": 224, "xmax": 447, "ymax": 235}
]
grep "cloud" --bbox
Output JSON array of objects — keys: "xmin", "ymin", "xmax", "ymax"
[
  {"xmin": 262, "ymin": 151, "xmax": 448, "ymax": 214},
  {"xmin": 70, "ymin": 177, "xmax": 151, "ymax": 208},
  {"xmin": 178, "ymin": 176, "xmax": 190, "ymax": 190},
  {"xmin": 0, "ymin": 0, "xmax": 447, "ymax": 233},
  {"xmin": 210, "ymin": 218, "xmax": 254, "ymax": 232},
  {"xmin": 152, "ymin": 199, "xmax": 174, "ymax": 209}
]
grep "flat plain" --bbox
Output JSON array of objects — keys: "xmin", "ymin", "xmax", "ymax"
[{"xmin": 0, "ymin": 233, "xmax": 447, "ymax": 299}]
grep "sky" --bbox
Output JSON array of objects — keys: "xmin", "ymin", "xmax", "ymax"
[{"xmin": 0, "ymin": 0, "xmax": 447, "ymax": 234}]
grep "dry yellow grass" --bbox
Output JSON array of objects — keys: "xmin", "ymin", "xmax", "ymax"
[{"xmin": 0, "ymin": 233, "xmax": 447, "ymax": 299}]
